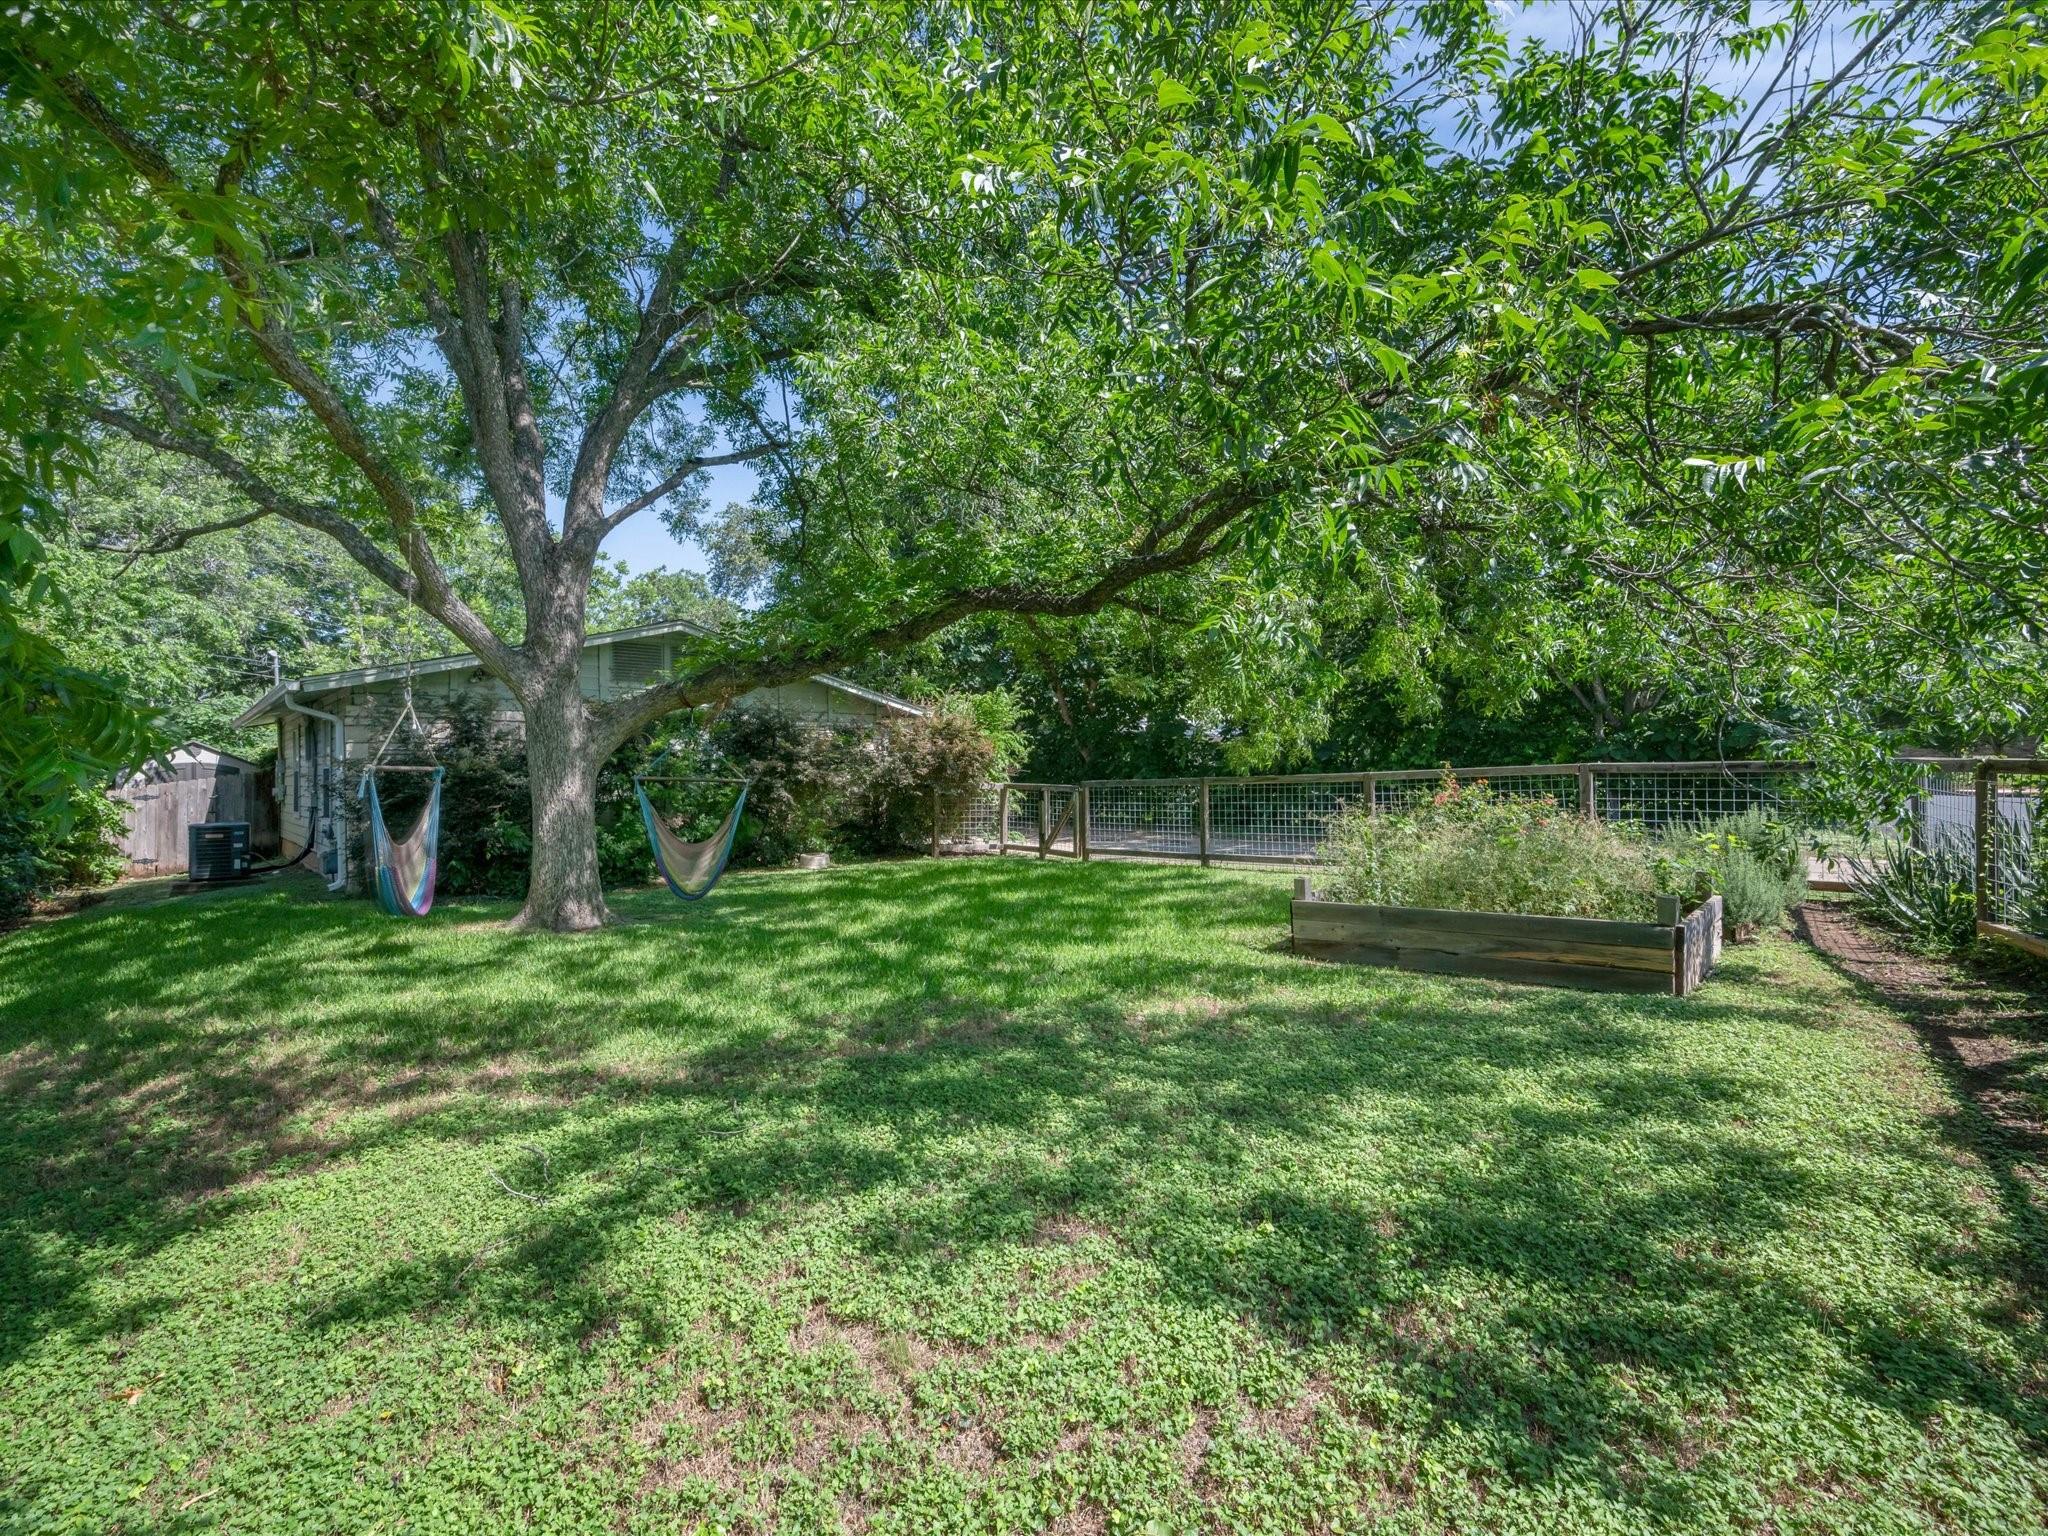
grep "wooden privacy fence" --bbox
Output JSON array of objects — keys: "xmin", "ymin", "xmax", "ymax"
[{"xmin": 111, "ymin": 770, "xmax": 279, "ymax": 876}]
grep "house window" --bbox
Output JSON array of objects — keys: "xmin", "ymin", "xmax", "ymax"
[{"xmin": 609, "ymin": 639, "xmax": 667, "ymax": 691}]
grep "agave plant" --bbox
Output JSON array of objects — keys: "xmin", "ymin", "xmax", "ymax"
[{"xmin": 1844, "ymin": 826, "xmax": 1979, "ymax": 953}]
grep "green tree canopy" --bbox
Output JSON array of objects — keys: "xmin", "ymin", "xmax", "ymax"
[
  {"xmin": 0, "ymin": 222, "xmax": 157, "ymax": 829},
  {"xmin": 5, "ymin": 0, "xmax": 2041, "ymax": 924}
]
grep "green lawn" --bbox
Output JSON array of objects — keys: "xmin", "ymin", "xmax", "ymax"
[{"xmin": 1, "ymin": 860, "xmax": 2041, "ymax": 1535}]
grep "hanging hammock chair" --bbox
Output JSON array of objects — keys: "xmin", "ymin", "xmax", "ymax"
[
  {"xmin": 636, "ymin": 774, "xmax": 750, "ymax": 901},
  {"xmin": 361, "ymin": 766, "xmax": 445, "ymax": 918},
  {"xmin": 357, "ymin": 676, "xmax": 443, "ymax": 919}
]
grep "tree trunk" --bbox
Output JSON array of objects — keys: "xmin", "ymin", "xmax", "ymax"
[{"xmin": 516, "ymin": 669, "xmax": 612, "ymax": 932}]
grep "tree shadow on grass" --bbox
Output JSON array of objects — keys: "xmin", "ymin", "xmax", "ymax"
[
  {"xmin": 1, "ymin": 862, "xmax": 2041, "ymax": 1523},
  {"xmin": 1795, "ymin": 902, "xmax": 2048, "ymax": 1426}
]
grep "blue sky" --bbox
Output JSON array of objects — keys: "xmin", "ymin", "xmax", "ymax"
[{"xmin": 602, "ymin": 458, "xmax": 756, "ymax": 576}]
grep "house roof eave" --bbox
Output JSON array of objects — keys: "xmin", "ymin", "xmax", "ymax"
[{"xmin": 229, "ymin": 619, "xmax": 923, "ymax": 727}]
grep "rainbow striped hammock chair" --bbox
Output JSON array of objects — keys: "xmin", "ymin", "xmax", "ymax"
[
  {"xmin": 360, "ymin": 768, "xmax": 444, "ymax": 917},
  {"xmin": 635, "ymin": 773, "xmax": 750, "ymax": 902},
  {"xmin": 358, "ymin": 695, "xmax": 444, "ymax": 918}
]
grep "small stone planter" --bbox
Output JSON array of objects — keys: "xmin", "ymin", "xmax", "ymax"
[
  {"xmin": 792, "ymin": 851, "xmax": 831, "ymax": 871},
  {"xmin": 1290, "ymin": 880, "xmax": 1723, "ymax": 995}
]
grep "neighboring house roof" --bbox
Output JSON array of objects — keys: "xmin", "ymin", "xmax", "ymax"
[{"xmin": 229, "ymin": 617, "xmax": 921, "ymax": 729}]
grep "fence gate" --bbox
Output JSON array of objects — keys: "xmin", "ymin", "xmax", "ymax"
[{"xmin": 999, "ymin": 783, "xmax": 1083, "ymax": 858}]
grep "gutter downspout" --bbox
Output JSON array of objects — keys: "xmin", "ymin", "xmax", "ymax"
[{"xmin": 284, "ymin": 691, "xmax": 349, "ymax": 892}]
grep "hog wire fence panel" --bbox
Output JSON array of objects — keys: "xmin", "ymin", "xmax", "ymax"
[
  {"xmin": 1086, "ymin": 779, "xmax": 1201, "ymax": 859},
  {"xmin": 1584, "ymin": 762, "xmax": 1806, "ymax": 830},
  {"xmin": 1194, "ymin": 770, "xmax": 1584, "ymax": 860},
  {"xmin": 936, "ymin": 762, "xmax": 2038, "ymax": 902},
  {"xmin": 1910, "ymin": 763, "xmax": 1982, "ymax": 848},
  {"xmin": 1203, "ymin": 776, "xmax": 1368, "ymax": 862},
  {"xmin": 945, "ymin": 762, "xmax": 1834, "ymax": 869},
  {"xmin": 933, "ymin": 785, "xmax": 1003, "ymax": 854},
  {"xmin": 1371, "ymin": 765, "xmax": 1584, "ymax": 817},
  {"xmin": 1976, "ymin": 762, "xmax": 2048, "ymax": 959}
]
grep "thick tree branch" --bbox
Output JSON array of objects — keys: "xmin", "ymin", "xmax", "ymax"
[
  {"xmin": 563, "ymin": 230, "xmax": 819, "ymax": 546},
  {"xmin": 85, "ymin": 404, "xmax": 517, "ymax": 674},
  {"xmin": 27, "ymin": 54, "xmax": 522, "ymax": 680},
  {"xmin": 1615, "ymin": 301, "xmax": 1916, "ymax": 356},
  {"xmin": 645, "ymin": 346, "xmax": 799, "ymax": 402},
  {"xmin": 363, "ymin": 180, "xmax": 554, "ymax": 603},
  {"xmin": 494, "ymin": 280, "xmax": 550, "ymax": 520},
  {"xmin": 562, "ymin": 251, "xmax": 697, "ymax": 544},
  {"xmin": 88, "ymin": 506, "xmax": 271, "ymax": 568},
  {"xmin": 593, "ymin": 480, "xmax": 1265, "ymax": 750},
  {"xmin": 410, "ymin": 128, "xmax": 555, "ymax": 578}
]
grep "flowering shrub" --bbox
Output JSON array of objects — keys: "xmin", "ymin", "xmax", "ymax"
[
  {"xmin": 840, "ymin": 694, "xmax": 1014, "ymax": 852},
  {"xmin": 1316, "ymin": 771, "xmax": 1660, "ymax": 920}
]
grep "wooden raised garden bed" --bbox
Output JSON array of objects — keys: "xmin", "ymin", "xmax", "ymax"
[{"xmin": 1290, "ymin": 882, "xmax": 1723, "ymax": 995}]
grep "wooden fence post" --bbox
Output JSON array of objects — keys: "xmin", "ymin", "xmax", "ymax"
[
  {"xmin": 1198, "ymin": 779, "xmax": 1212, "ymax": 866},
  {"xmin": 931, "ymin": 786, "xmax": 941, "ymax": 858},
  {"xmin": 1077, "ymin": 786, "xmax": 1090, "ymax": 861},
  {"xmin": 996, "ymin": 784, "xmax": 1010, "ymax": 856},
  {"xmin": 1038, "ymin": 787, "xmax": 1050, "ymax": 859},
  {"xmin": 1363, "ymin": 773, "xmax": 1379, "ymax": 817},
  {"xmin": 1577, "ymin": 763, "xmax": 1597, "ymax": 820}
]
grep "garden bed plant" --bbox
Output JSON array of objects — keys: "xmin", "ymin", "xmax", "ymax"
[{"xmin": 1315, "ymin": 771, "xmax": 1803, "ymax": 930}]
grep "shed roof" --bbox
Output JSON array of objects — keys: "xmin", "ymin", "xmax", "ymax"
[{"xmin": 116, "ymin": 741, "xmax": 266, "ymax": 791}]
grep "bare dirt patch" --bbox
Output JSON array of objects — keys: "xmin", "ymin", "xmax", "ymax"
[
  {"xmin": 1237, "ymin": 1375, "xmax": 1330, "ymax": 1449},
  {"xmin": 1029, "ymin": 1213, "xmax": 1116, "ymax": 1248},
  {"xmin": 634, "ymin": 1379, "xmax": 749, "ymax": 1491},
  {"xmin": 788, "ymin": 1302, "xmax": 951, "ymax": 1403},
  {"xmin": 1177, "ymin": 1405, "xmax": 1218, "ymax": 1484}
]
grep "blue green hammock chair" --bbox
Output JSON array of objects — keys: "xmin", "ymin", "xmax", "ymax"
[
  {"xmin": 360, "ymin": 766, "xmax": 445, "ymax": 918},
  {"xmin": 636, "ymin": 774, "xmax": 750, "ymax": 901}
]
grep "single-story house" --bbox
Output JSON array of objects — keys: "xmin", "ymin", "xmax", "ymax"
[{"xmin": 229, "ymin": 617, "xmax": 920, "ymax": 882}]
